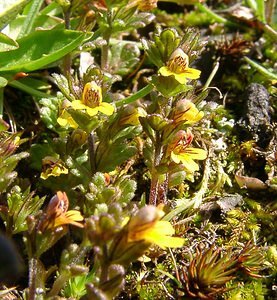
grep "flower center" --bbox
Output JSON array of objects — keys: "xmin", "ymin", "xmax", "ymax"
[
  {"xmin": 82, "ymin": 82, "xmax": 102, "ymax": 108},
  {"xmin": 166, "ymin": 49, "xmax": 189, "ymax": 74}
]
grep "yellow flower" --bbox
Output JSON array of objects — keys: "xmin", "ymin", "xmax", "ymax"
[
  {"xmin": 173, "ymin": 99, "xmax": 204, "ymax": 125},
  {"xmin": 109, "ymin": 205, "xmax": 184, "ymax": 265},
  {"xmin": 39, "ymin": 191, "xmax": 84, "ymax": 231},
  {"xmin": 57, "ymin": 100, "xmax": 78, "ymax": 128},
  {"xmin": 40, "ymin": 156, "xmax": 68, "ymax": 180},
  {"xmin": 167, "ymin": 130, "xmax": 207, "ymax": 173},
  {"xmin": 159, "ymin": 48, "xmax": 201, "ymax": 84},
  {"xmin": 119, "ymin": 106, "xmax": 146, "ymax": 126},
  {"xmin": 71, "ymin": 81, "xmax": 114, "ymax": 117},
  {"xmin": 127, "ymin": 205, "xmax": 184, "ymax": 249}
]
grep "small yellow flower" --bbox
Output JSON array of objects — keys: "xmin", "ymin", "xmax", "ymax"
[
  {"xmin": 127, "ymin": 205, "xmax": 184, "ymax": 249},
  {"xmin": 167, "ymin": 130, "xmax": 207, "ymax": 173},
  {"xmin": 159, "ymin": 48, "xmax": 201, "ymax": 84},
  {"xmin": 40, "ymin": 156, "xmax": 68, "ymax": 180},
  {"xmin": 119, "ymin": 107, "xmax": 146, "ymax": 126},
  {"xmin": 109, "ymin": 205, "xmax": 184, "ymax": 265},
  {"xmin": 39, "ymin": 191, "xmax": 84, "ymax": 231},
  {"xmin": 173, "ymin": 99, "xmax": 204, "ymax": 125},
  {"xmin": 71, "ymin": 81, "xmax": 114, "ymax": 117},
  {"xmin": 57, "ymin": 100, "xmax": 78, "ymax": 128}
]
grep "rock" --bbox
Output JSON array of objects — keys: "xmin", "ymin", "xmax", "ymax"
[{"xmin": 237, "ymin": 83, "xmax": 273, "ymax": 148}]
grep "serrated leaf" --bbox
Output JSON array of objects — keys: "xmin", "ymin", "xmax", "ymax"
[
  {"xmin": 96, "ymin": 143, "xmax": 137, "ymax": 172},
  {"xmin": 0, "ymin": 29, "xmax": 91, "ymax": 73}
]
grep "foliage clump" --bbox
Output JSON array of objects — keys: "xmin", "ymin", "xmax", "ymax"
[{"xmin": 0, "ymin": 0, "xmax": 276, "ymax": 299}]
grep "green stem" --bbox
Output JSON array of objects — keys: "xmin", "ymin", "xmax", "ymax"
[
  {"xmin": 62, "ymin": 9, "xmax": 72, "ymax": 79},
  {"xmin": 46, "ymin": 273, "xmax": 69, "ymax": 298},
  {"xmin": 256, "ymin": 0, "xmax": 266, "ymax": 22},
  {"xmin": 88, "ymin": 132, "xmax": 97, "ymax": 175},
  {"xmin": 8, "ymin": 81, "xmax": 52, "ymax": 99},
  {"xmin": 149, "ymin": 135, "xmax": 163, "ymax": 206},
  {"xmin": 163, "ymin": 150, "xmax": 210, "ymax": 221},
  {"xmin": 244, "ymin": 56, "xmax": 277, "ymax": 80},
  {"xmin": 262, "ymin": 24, "xmax": 277, "ymax": 41},
  {"xmin": 0, "ymin": 88, "xmax": 3, "ymax": 118},
  {"xmin": 266, "ymin": 0, "xmax": 276, "ymax": 24},
  {"xmin": 115, "ymin": 84, "xmax": 154, "ymax": 107},
  {"xmin": 195, "ymin": 3, "xmax": 228, "ymax": 24},
  {"xmin": 203, "ymin": 59, "xmax": 220, "ymax": 91}
]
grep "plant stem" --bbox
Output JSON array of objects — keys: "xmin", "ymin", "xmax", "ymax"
[
  {"xmin": 100, "ymin": 245, "xmax": 109, "ymax": 283},
  {"xmin": 244, "ymin": 56, "xmax": 277, "ymax": 80},
  {"xmin": 149, "ymin": 135, "xmax": 163, "ymax": 206},
  {"xmin": 203, "ymin": 59, "xmax": 220, "ymax": 91},
  {"xmin": 8, "ymin": 81, "xmax": 52, "ymax": 99},
  {"xmin": 266, "ymin": 0, "xmax": 276, "ymax": 24},
  {"xmin": 0, "ymin": 88, "xmax": 3, "ymax": 118},
  {"xmin": 115, "ymin": 84, "xmax": 154, "ymax": 107},
  {"xmin": 28, "ymin": 258, "xmax": 38, "ymax": 300},
  {"xmin": 63, "ymin": 9, "xmax": 72, "ymax": 80},
  {"xmin": 88, "ymin": 132, "xmax": 97, "ymax": 175},
  {"xmin": 195, "ymin": 3, "xmax": 228, "ymax": 24}
]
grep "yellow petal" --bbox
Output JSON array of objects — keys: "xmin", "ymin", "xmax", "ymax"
[
  {"xmin": 53, "ymin": 210, "xmax": 84, "ymax": 228},
  {"xmin": 98, "ymin": 102, "xmax": 115, "ymax": 116},
  {"xmin": 71, "ymin": 100, "xmax": 87, "ymax": 110},
  {"xmin": 172, "ymin": 152, "xmax": 200, "ymax": 173},
  {"xmin": 141, "ymin": 221, "xmax": 184, "ymax": 249},
  {"xmin": 171, "ymin": 151, "xmax": 181, "ymax": 164},
  {"xmin": 173, "ymin": 73, "xmax": 188, "ymax": 84},
  {"xmin": 57, "ymin": 111, "xmax": 78, "ymax": 128},
  {"xmin": 65, "ymin": 210, "xmax": 84, "ymax": 222},
  {"xmin": 57, "ymin": 116, "xmax": 68, "ymax": 127},
  {"xmin": 86, "ymin": 107, "xmax": 99, "ymax": 116},
  {"xmin": 159, "ymin": 66, "xmax": 173, "ymax": 77},
  {"xmin": 185, "ymin": 147, "xmax": 207, "ymax": 160},
  {"xmin": 184, "ymin": 68, "xmax": 201, "ymax": 79}
]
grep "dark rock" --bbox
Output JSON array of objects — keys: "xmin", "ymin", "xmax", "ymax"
[{"xmin": 237, "ymin": 83, "xmax": 273, "ymax": 148}]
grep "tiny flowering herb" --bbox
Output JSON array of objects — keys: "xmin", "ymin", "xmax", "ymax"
[
  {"xmin": 159, "ymin": 48, "xmax": 201, "ymax": 84},
  {"xmin": 167, "ymin": 130, "xmax": 207, "ymax": 173},
  {"xmin": 71, "ymin": 81, "xmax": 114, "ymax": 117},
  {"xmin": 38, "ymin": 191, "xmax": 84, "ymax": 231},
  {"xmin": 40, "ymin": 156, "xmax": 68, "ymax": 180}
]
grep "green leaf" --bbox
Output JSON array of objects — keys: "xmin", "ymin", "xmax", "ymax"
[
  {"xmin": 244, "ymin": 56, "xmax": 277, "ymax": 80},
  {"xmin": 0, "ymin": 0, "xmax": 31, "ymax": 30},
  {"xmin": 0, "ymin": 32, "xmax": 18, "ymax": 52},
  {"xmin": 96, "ymin": 143, "xmax": 137, "ymax": 172},
  {"xmin": 108, "ymin": 42, "xmax": 140, "ymax": 76},
  {"xmin": 151, "ymin": 75, "xmax": 191, "ymax": 97},
  {"xmin": 17, "ymin": 0, "xmax": 45, "ymax": 39},
  {"xmin": 0, "ymin": 29, "xmax": 91, "ymax": 73},
  {"xmin": 0, "ymin": 77, "xmax": 8, "ymax": 88}
]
